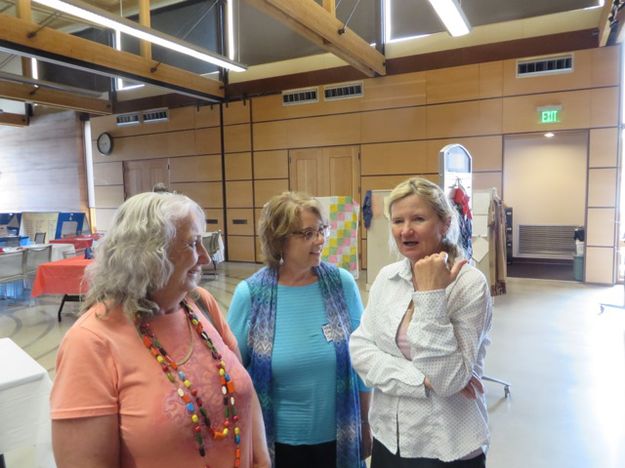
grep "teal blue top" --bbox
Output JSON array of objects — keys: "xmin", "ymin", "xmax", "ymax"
[{"xmin": 227, "ymin": 268, "xmax": 368, "ymax": 445}]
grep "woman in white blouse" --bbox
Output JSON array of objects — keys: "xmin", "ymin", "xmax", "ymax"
[{"xmin": 349, "ymin": 177, "xmax": 492, "ymax": 468}]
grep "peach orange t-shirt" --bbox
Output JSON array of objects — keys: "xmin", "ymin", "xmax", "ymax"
[{"xmin": 51, "ymin": 289, "xmax": 254, "ymax": 468}]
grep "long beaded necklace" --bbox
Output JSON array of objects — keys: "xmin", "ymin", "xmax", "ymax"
[{"xmin": 136, "ymin": 300, "xmax": 241, "ymax": 468}]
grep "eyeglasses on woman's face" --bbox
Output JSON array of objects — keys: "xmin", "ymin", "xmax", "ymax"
[{"xmin": 292, "ymin": 224, "xmax": 330, "ymax": 242}]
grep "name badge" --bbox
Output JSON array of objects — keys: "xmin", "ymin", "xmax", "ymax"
[{"xmin": 322, "ymin": 323, "xmax": 334, "ymax": 342}]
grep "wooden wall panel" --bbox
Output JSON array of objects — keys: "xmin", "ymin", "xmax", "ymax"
[
  {"xmin": 361, "ymin": 107, "xmax": 426, "ymax": 143},
  {"xmin": 286, "ymin": 114, "xmax": 361, "ymax": 148},
  {"xmin": 426, "ymin": 136, "xmax": 502, "ymax": 171},
  {"xmin": 255, "ymin": 236, "xmax": 263, "ymax": 263},
  {"xmin": 427, "ymin": 99, "xmax": 502, "ymax": 138},
  {"xmin": 91, "ymin": 107, "xmax": 198, "ymax": 138},
  {"xmin": 585, "ymin": 246, "xmax": 615, "ymax": 283},
  {"xmin": 426, "ymin": 64, "xmax": 481, "ymax": 104},
  {"xmin": 361, "ymin": 141, "xmax": 430, "ymax": 175},
  {"xmin": 254, "ymin": 179, "xmax": 289, "ymax": 207},
  {"xmin": 226, "ymin": 209, "xmax": 255, "ymax": 235},
  {"xmin": 203, "ymin": 208, "xmax": 224, "ymax": 232},
  {"xmin": 170, "ymin": 155, "xmax": 222, "ymax": 182},
  {"xmin": 226, "ymin": 181, "xmax": 254, "ymax": 207},
  {"xmin": 224, "ymin": 124, "xmax": 251, "ymax": 153},
  {"xmin": 223, "ymin": 100, "xmax": 251, "ymax": 125},
  {"xmin": 93, "ymin": 161, "xmax": 123, "ymax": 185},
  {"xmin": 225, "ymin": 152, "xmax": 253, "ymax": 180},
  {"xmin": 361, "ymin": 72, "xmax": 427, "ymax": 111},
  {"xmin": 253, "ymin": 150, "xmax": 289, "ymax": 179},
  {"xmin": 91, "ymin": 130, "xmax": 196, "ymax": 162},
  {"xmin": 478, "ymin": 61, "xmax": 504, "ymax": 99},
  {"xmin": 473, "ymin": 172, "xmax": 503, "ymax": 195},
  {"xmin": 588, "ymin": 168, "xmax": 617, "ymax": 207},
  {"xmin": 195, "ymin": 127, "xmax": 223, "ymax": 155},
  {"xmin": 94, "ymin": 185, "xmax": 124, "ymax": 208},
  {"xmin": 227, "ymin": 235, "xmax": 255, "ymax": 262},
  {"xmin": 587, "ymin": 208, "xmax": 616, "ymax": 246},
  {"xmin": 502, "ymin": 90, "xmax": 592, "ymax": 134},
  {"xmin": 590, "ymin": 87, "xmax": 619, "ymax": 128},
  {"xmin": 590, "ymin": 46, "xmax": 620, "ymax": 87},
  {"xmin": 0, "ymin": 111, "xmax": 88, "ymax": 212},
  {"xmin": 195, "ymin": 105, "xmax": 221, "ymax": 128},
  {"xmin": 170, "ymin": 181, "xmax": 223, "ymax": 208},
  {"xmin": 502, "ymin": 47, "xmax": 619, "ymax": 96},
  {"xmin": 361, "ymin": 174, "xmax": 435, "ymax": 194},
  {"xmin": 589, "ymin": 128, "xmax": 618, "ymax": 167},
  {"xmin": 253, "ymin": 121, "xmax": 290, "ymax": 150}
]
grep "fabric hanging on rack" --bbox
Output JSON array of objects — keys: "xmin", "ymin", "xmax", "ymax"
[
  {"xmin": 488, "ymin": 192, "xmax": 507, "ymax": 296},
  {"xmin": 451, "ymin": 185, "xmax": 473, "ymax": 260}
]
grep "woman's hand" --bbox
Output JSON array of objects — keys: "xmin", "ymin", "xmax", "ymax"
[
  {"xmin": 460, "ymin": 374, "xmax": 484, "ymax": 400},
  {"xmin": 412, "ymin": 252, "xmax": 467, "ymax": 291}
]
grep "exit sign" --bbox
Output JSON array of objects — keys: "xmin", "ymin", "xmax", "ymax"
[{"xmin": 537, "ymin": 105, "xmax": 562, "ymax": 124}]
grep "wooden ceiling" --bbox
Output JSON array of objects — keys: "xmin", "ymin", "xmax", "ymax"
[{"xmin": 0, "ymin": 0, "xmax": 617, "ymax": 124}]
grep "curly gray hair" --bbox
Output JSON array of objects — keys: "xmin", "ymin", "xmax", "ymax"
[{"xmin": 82, "ymin": 191, "xmax": 205, "ymax": 320}]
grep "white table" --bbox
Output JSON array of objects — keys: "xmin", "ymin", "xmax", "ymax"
[{"xmin": 0, "ymin": 338, "xmax": 55, "ymax": 468}]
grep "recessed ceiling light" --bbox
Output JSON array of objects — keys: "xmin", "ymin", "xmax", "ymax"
[{"xmin": 544, "ymin": 132, "xmax": 555, "ymax": 138}]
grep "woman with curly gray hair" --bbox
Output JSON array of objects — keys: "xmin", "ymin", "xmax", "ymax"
[
  {"xmin": 50, "ymin": 191, "xmax": 269, "ymax": 468},
  {"xmin": 350, "ymin": 177, "xmax": 493, "ymax": 468}
]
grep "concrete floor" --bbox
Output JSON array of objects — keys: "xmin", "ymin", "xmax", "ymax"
[{"xmin": 1, "ymin": 263, "xmax": 624, "ymax": 468}]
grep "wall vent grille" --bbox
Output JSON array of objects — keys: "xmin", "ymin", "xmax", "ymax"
[
  {"xmin": 282, "ymin": 87, "xmax": 319, "ymax": 106},
  {"xmin": 324, "ymin": 81, "xmax": 363, "ymax": 101},
  {"xmin": 142, "ymin": 108, "xmax": 169, "ymax": 123},
  {"xmin": 116, "ymin": 113, "xmax": 140, "ymax": 126},
  {"xmin": 518, "ymin": 225, "xmax": 576, "ymax": 257},
  {"xmin": 517, "ymin": 54, "xmax": 573, "ymax": 77}
]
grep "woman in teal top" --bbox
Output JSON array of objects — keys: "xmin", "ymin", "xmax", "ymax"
[{"xmin": 227, "ymin": 191, "xmax": 371, "ymax": 468}]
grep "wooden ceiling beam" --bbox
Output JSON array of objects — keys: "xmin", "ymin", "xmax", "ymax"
[
  {"xmin": 0, "ymin": 13, "xmax": 224, "ymax": 101},
  {"xmin": 598, "ymin": 0, "xmax": 614, "ymax": 46},
  {"xmin": 0, "ymin": 112, "xmax": 28, "ymax": 127},
  {"xmin": 0, "ymin": 80, "xmax": 111, "ymax": 114},
  {"xmin": 246, "ymin": 0, "xmax": 385, "ymax": 77}
]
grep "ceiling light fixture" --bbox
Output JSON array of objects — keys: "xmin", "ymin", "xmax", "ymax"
[
  {"xmin": 544, "ymin": 132, "xmax": 555, "ymax": 138},
  {"xmin": 31, "ymin": 0, "xmax": 246, "ymax": 72},
  {"xmin": 427, "ymin": 0, "xmax": 471, "ymax": 37}
]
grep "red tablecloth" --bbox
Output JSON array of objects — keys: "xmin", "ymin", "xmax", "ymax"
[
  {"xmin": 49, "ymin": 236, "xmax": 95, "ymax": 250},
  {"xmin": 31, "ymin": 257, "xmax": 92, "ymax": 297}
]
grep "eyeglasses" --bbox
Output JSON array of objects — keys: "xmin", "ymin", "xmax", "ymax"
[{"xmin": 292, "ymin": 225, "xmax": 330, "ymax": 242}]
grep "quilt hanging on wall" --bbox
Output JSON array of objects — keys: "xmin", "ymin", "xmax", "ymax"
[{"xmin": 316, "ymin": 196, "xmax": 360, "ymax": 279}]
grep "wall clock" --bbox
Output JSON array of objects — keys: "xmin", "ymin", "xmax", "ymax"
[{"xmin": 96, "ymin": 132, "xmax": 114, "ymax": 155}]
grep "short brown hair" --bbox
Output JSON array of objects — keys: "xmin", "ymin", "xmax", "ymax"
[{"xmin": 258, "ymin": 191, "xmax": 325, "ymax": 269}]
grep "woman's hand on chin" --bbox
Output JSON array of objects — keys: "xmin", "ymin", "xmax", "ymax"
[{"xmin": 412, "ymin": 252, "xmax": 467, "ymax": 291}]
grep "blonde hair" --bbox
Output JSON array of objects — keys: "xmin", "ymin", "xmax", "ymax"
[
  {"xmin": 82, "ymin": 191, "xmax": 205, "ymax": 320},
  {"xmin": 386, "ymin": 177, "xmax": 463, "ymax": 263},
  {"xmin": 258, "ymin": 191, "xmax": 325, "ymax": 269}
]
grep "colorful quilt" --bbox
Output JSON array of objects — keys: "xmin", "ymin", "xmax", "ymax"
[{"xmin": 316, "ymin": 196, "xmax": 360, "ymax": 279}]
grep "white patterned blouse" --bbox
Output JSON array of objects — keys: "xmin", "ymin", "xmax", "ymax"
[{"xmin": 349, "ymin": 258, "xmax": 492, "ymax": 462}]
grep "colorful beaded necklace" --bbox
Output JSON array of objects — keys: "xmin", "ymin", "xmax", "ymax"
[{"xmin": 136, "ymin": 300, "xmax": 241, "ymax": 468}]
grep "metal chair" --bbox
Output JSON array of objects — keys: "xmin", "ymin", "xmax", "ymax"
[
  {"xmin": 23, "ymin": 245, "xmax": 52, "ymax": 285},
  {"xmin": 0, "ymin": 251, "xmax": 25, "ymax": 299},
  {"xmin": 201, "ymin": 231, "xmax": 222, "ymax": 279}
]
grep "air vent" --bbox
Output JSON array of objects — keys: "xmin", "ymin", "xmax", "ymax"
[
  {"xmin": 282, "ymin": 87, "xmax": 319, "ymax": 106},
  {"xmin": 324, "ymin": 81, "xmax": 363, "ymax": 101},
  {"xmin": 116, "ymin": 113, "xmax": 140, "ymax": 126},
  {"xmin": 517, "ymin": 54, "xmax": 573, "ymax": 77},
  {"xmin": 518, "ymin": 225, "xmax": 576, "ymax": 258},
  {"xmin": 142, "ymin": 108, "xmax": 169, "ymax": 123}
]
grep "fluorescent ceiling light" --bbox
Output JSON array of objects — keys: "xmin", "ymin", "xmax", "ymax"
[
  {"xmin": 544, "ymin": 132, "xmax": 555, "ymax": 138},
  {"xmin": 31, "ymin": 0, "xmax": 246, "ymax": 72},
  {"xmin": 427, "ymin": 0, "xmax": 471, "ymax": 37}
]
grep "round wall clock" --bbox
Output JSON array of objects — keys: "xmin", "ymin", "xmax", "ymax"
[{"xmin": 96, "ymin": 132, "xmax": 114, "ymax": 155}]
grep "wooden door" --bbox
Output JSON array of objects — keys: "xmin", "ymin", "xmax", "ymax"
[
  {"xmin": 123, "ymin": 158, "xmax": 169, "ymax": 198},
  {"xmin": 288, "ymin": 145, "xmax": 360, "ymax": 200}
]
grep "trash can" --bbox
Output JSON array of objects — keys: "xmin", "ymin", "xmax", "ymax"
[{"xmin": 573, "ymin": 254, "xmax": 584, "ymax": 281}]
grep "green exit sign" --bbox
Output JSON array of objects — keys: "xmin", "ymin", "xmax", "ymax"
[{"xmin": 538, "ymin": 106, "xmax": 562, "ymax": 124}]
